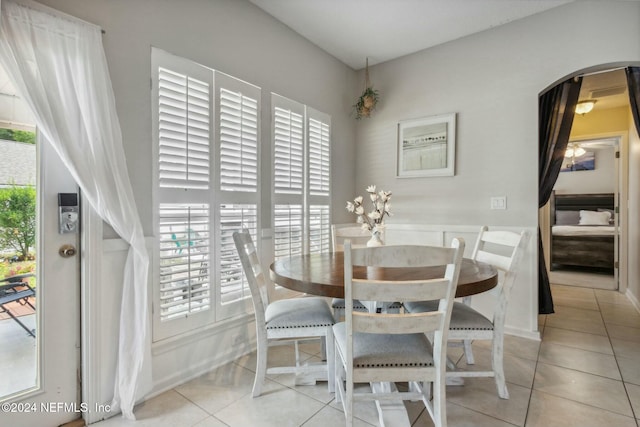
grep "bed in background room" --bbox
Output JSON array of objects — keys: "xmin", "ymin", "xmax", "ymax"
[{"xmin": 550, "ymin": 192, "xmax": 616, "ymax": 272}]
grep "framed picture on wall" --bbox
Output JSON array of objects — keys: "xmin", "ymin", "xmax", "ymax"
[
  {"xmin": 560, "ymin": 151, "xmax": 595, "ymax": 172},
  {"xmin": 397, "ymin": 113, "xmax": 456, "ymax": 178}
]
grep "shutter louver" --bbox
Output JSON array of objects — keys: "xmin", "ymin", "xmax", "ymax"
[
  {"xmin": 274, "ymin": 204, "xmax": 303, "ymax": 259},
  {"xmin": 220, "ymin": 88, "xmax": 258, "ymax": 192},
  {"xmin": 158, "ymin": 204, "xmax": 210, "ymax": 321},
  {"xmin": 158, "ymin": 67, "xmax": 210, "ymax": 189},
  {"xmin": 308, "ymin": 118, "xmax": 330, "ymax": 196},
  {"xmin": 274, "ymin": 107, "xmax": 304, "ymax": 195},
  {"xmin": 219, "ymin": 204, "xmax": 258, "ymax": 305},
  {"xmin": 309, "ymin": 205, "xmax": 331, "ymax": 254}
]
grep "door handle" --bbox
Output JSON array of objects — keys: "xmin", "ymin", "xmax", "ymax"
[{"xmin": 58, "ymin": 244, "xmax": 76, "ymax": 258}]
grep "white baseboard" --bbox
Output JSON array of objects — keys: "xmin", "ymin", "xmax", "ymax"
[
  {"xmin": 626, "ymin": 288, "xmax": 640, "ymax": 314},
  {"xmin": 505, "ymin": 326, "xmax": 541, "ymax": 341}
]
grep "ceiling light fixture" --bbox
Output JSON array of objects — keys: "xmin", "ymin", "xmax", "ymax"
[
  {"xmin": 565, "ymin": 143, "xmax": 586, "ymax": 158},
  {"xmin": 575, "ymin": 100, "xmax": 597, "ymax": 115}
]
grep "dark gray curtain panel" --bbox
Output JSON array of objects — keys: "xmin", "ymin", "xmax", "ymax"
[{"xmin": 538, "ymin": 76, "xmax": 582, "ymax": 314}]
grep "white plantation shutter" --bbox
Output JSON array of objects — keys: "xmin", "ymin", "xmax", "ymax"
[
  {"xmin": 219, "ymin": 87, "xmax": 258, "ymax": 192},
  {"xmin": 215, "ymin": 73, "xmax": 261, "ymax": 319},
  {"xmin": 307, "ymin": 108, "xmax": 331, "ymax": 254},
  {"xmin": 153, "ymin": 49, "xmax": 261, "ymax": 338},
  {"xmin": 274, "ymin": 204, "xmax": 303, "ymax": 259},
  {"xmin": 274, "ymin": 106, "xmax": 304, "ymax": 194},
  {"xmin": 158, "ymin": 204, "xmax": 210, "ymax": 321},
  {"xmin": 272, "ymin": 95, "xmax": 332, "ymax": 262},
  {"xmin": 158, "ymin": 67, "xmax": 210, "ymax": 190},
  {"xmin": 218, "ymin": 204, "xmax": 257, "ymax": 305},
  {"xmin": 308, "ymin": 117, "xmax": 330, "ymax": 196},
  {"xmin": 309, "ymin": 205, "xmax": 330, "ymax": 254}
]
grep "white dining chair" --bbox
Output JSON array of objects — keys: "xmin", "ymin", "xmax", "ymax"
[
  {"xmin": 334, "ymin": 239, "xmax": 465, "ymax": 427},
  {"xmin": 233, "ymin": 229, "xmax": 335, "ymax": 397},
  {"xmin": 330, "ymin": 224, "xmax": 400, "ymax": 321},
  {"xmin": 405, "ymin": 226, "xmax": 528, "ymax": 399}
]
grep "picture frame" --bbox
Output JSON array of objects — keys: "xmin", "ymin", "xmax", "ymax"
[
  {"xmin": 560, "ymin": 150, "xmax": 595, "ymax": 172},
  {"xmin": 397, "ymin": 113, "xmax": 456, "ymax": 178}
]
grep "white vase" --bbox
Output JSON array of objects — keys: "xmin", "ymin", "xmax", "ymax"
[{"xmin": 366, "ymin": 230, "xmax": 384, "ymax": 247}]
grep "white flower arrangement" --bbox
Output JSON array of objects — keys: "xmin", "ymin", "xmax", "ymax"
[{"xmin": 345, "ymin": 185, "xmax": 392, "ymax": 233}]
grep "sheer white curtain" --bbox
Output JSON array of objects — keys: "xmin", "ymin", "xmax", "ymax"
[{"xmin": 0, "ymin": 0, "xmax": 150, "ymax": 420}]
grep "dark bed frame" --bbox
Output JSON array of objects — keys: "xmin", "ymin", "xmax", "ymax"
[{"xmin": 550, "ymin": 192, "xmax": 615, "ymax": 271}]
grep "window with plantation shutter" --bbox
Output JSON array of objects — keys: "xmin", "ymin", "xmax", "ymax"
[
  {"xmin": 272, "ymin": 94, "xmax": 331, "ymax": 262},
  {"xmin": 153, "ymin": 49, "xmax": 261, "ymax": 340}
]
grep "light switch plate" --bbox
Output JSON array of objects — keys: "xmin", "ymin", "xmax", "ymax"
[{"xmin": 490, "ymin": 196, "xmax": 507, "ymax": 210}]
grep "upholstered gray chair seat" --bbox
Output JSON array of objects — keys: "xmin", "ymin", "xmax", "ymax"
[
  {"xmin": 404, "ymin": 301, "xmax": 494, "ymax": 331},
  {"xmin": 266, "ymin": 297, "xmax": 335, "ymax": 330},
  {"xmin": 333, "ymin": 322, "xmax": 434, "ymax": 368}
]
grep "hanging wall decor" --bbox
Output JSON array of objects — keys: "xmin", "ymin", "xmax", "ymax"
[{"xmin": 353, "ymin": 58, "xmax": 379, "ymax": 119}]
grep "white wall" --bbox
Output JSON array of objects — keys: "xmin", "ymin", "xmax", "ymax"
[{"xmin": 553, "ymin": 147, "xmax": 616, "ymax": 195}]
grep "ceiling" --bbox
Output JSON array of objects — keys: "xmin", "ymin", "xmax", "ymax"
[
  {"xmin": 249, "ymin": 0, "xmax": 577, "ymax": 70},
  {"xmin": 249, "ymin": 0, "xmax": 632, "ymax": 112}
]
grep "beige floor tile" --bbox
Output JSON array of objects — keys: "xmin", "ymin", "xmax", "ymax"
[
  {"xmin": 538, "ymin": 342, "xmax": 621, "ymax": 380},
  {"xmin": 541, "ymin": 326, "xmax": 613, "ymax": 354},
  {"xmin": 549, "ymin": 272, "xmax": 615, "ymax": 290},
  {"xmin": 412, "ymin": 401, "xmax": 518, "ymax": 427},
  {"xmin": 446, "ymin": 376, "xmax": 531, "ymax": 426},
  {"xmin": 214, "ymin": 386, "xmax": 325, "ymax": 427},
  {"xmin": 544, "ymin": 306, "xmax": 607, "ymax": 335},
  {"xmin": 617, "ymin": 356, "xmax": 640, "ymax": 385},
  {"xmin": 611, "ymin": 338, "xmax": 640, "ymax": 359},
  {"xmin": 601, "ymin": 307, "xmax": 640, "ymax": 329},
  {"xmin": 554, "ymin": 296, "xmax": 600, "ymax": 311},
  {"xmin": 302, "ymin": 404, "xmax": 375, "ymax": 427},
  {"xmin": 606, "ymin": 323, "xmax": 640, "ymax": 343},
  {"xmin": 192, "ymin": 416, "xmax": 229, "ymax": 427},
  {"xmin": 94, "ymin": 390, "xmax": 209, "ymax": 427},
  {"xmin": 551, "ymin": 284, "xmax": 597, "ymax": 299},
  {"xmin": 551, "ymin": 285, "xmax": 599, "ymax": 311},
  {"xmin": 526, "ymin": 390, "xmax": 637, "ymax": 427},
  {"xmin": 454, "ymin": 345, "xmax": 537, "ymax": 389},
  {"xmin": 533, "ymin": 362, "xmax": 633, "ymax": 416},
  {"xmin": 472, "ymin": 334, "xmax": 540, "ymax": 361},
  {"xmin": 328, "ymin": 383, "xmax": 381, "ymax": 426},
  {"xmin": 625, "ymin": 383, "xmax": 640, "ymax": 420},
  {"xmin": 174, "ymin": 362, "xmax": 256, "ymax": 415},
  {"xmin": 595, "ymin": 289, "xmax": 633, "ymax": 306}
]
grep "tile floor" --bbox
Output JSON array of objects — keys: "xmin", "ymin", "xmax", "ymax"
[{"xmin": 94, "ymin": 284, "xmax": 640, "ymax": 427}]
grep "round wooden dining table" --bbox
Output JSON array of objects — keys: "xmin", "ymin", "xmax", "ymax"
[{"xmin": 269, "ymin": 251, "xmax": 498, "ymax": 298}]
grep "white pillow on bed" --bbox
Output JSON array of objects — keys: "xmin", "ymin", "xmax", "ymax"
[{"xmin": 579, "ymin": 210, "xmax": 611, "ymax": 225}]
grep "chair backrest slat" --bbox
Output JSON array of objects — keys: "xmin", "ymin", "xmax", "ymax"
[
  {"xmin": 233, "ymin": 229, "xmax": 268, "ymax": 318},
  {"xmin": 353, "ymin": 311, "xmax": 444, "ymax": 335},
  {"xmin": 332, "ymin": 224, "xmax": 371, "ymax": 251},
  {"xmin": 351, "ymin": 278, "xmax": 450, "ymax": 303},
  {"xmin": 468, "ymin": 226, "xmax": 529, "ymax": 327}
]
